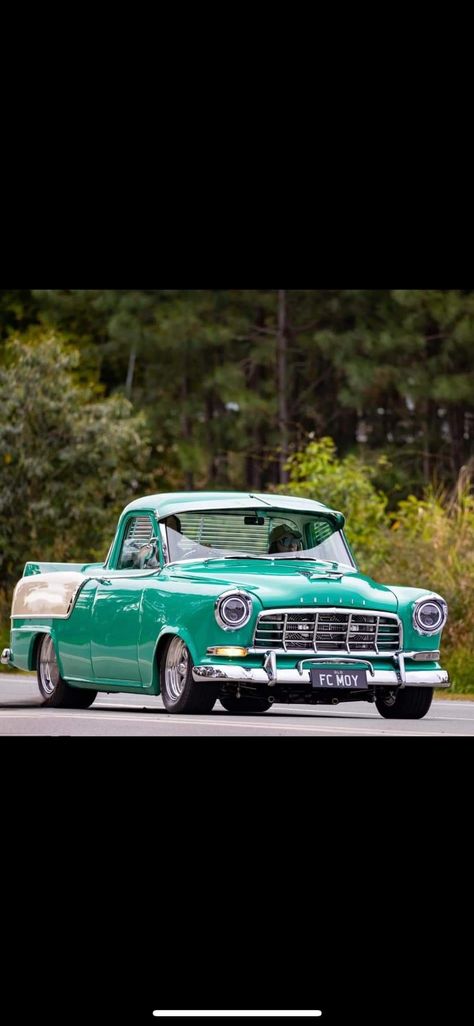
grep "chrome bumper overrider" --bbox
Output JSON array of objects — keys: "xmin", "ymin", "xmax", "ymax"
[
  {"xmin": 193, "ymin": 661, "xmax": 450, "ymax": 688},
  {"xmin": 1, "ymin": 648, "xmax": 11, "ymax": 665}
]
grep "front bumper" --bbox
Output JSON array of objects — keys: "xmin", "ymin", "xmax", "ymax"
[{"xmin": 193, "ymin": 663, "xmax": 450, "ymax": 689}]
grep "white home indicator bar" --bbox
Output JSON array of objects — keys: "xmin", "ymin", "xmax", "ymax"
[{"xmin": 153, "ymin": 1014, "xmax": 322, "ymax": 1019}]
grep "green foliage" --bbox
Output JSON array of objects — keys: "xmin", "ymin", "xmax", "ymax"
[
  {"xmin": 284, "ymin": 436, "xmax": 390, "ymax": 568},
  {"xmin": 0, "ymin": 290, "xmax": 42, "ymax": 342},
  {"xmin": 376, "ymin": 470, "xmax": 474, "ymax": 693},
  {"xmin": 0, "ymin": 331, "xmax": 152, "ymax": 587},
  {"xmin": 286, "ymin": 437, "xmax": 474, "ymax": 695},
  {"xmin": 443, "ymin": 648, "xmax": 474, "ymax": 696}
]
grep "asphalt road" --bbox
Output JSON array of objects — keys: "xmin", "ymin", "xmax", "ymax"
[{"xmin": 1, "ymin": 673, "xmax": 473, "ymax": 735}]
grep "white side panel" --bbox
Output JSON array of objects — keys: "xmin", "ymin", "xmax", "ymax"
[{"xmin": 12, "ymin": 572, "xmax": 86, "ymax": 618}]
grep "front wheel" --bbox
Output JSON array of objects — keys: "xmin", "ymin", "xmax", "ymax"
[
  {"xmin": 219, "ymin": 695, "xmax": 272, "ymax": 714},
  {"xmin": 37, "ymin": 635, "xmax": 97, "ymax": 708},
  {"xmin": 375, "ymin": 687, "xmax": 433, "ymax": 719},
  {"xmin": 160, "ymin": 636, "xmax": 217, "ymax": 714}
]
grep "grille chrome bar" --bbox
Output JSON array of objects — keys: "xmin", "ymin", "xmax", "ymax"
[
  {"xmin": 253, "ymin": 607, "xmax": 401, "ymax": 655},
  {"xmin": 313, "ymin": 611, "xmax": 319, "ymax": 653}
]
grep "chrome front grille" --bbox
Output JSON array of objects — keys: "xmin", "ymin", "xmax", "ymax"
[{"xmin": 253, "ymin": 608, "xmax": 401, "ymax": 655}]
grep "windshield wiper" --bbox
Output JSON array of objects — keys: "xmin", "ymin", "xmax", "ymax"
[
  {"xmin": 274, "ymin": 557, "xmax": 356, "ymax": 572},
  {"xmin": 177, "ymin": 552, "xmax": 355, "ymax": 569},
  {"xmin": 203, "ymin": 553, "xmax": 275, "ymax": 562}
]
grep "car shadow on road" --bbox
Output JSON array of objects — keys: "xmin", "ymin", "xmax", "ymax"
[
  {"xmin": 0, "ymin": 698, "xmax": 393, "ymax": 720},
  {"xmin": 91, "ymin": 702, "xmax": 380, "ymax": 721}
]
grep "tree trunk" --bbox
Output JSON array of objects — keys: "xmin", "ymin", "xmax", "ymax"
[
  {"xmin": 125, "ymin": 346, "xmax": 137, "ymax": 400},
  {"xmin": 422, "ymin": 398, "xmax": 433, "ymax": 486},
  {"xmin": 206, "ymin": 390, "xmax": 217, "ymax": 485},
  {"xmin": 181, "ymin": 362, "xmax": 194, "ymax": 490},
  {"xmin": 277, "ymin": 289, "xmax": 289, "ymax": 484}
]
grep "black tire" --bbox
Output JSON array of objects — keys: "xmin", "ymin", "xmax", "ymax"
[
  {"xmin": 37, "ymin": 634, "xmax": 97, "ymax": 709},
  {"xmin": 375, "ymin": 687, "xmax": 433, "ymax": 719},
  {"xmin": 160, "ymin": 635, "xmax": 216, "ymax": 714},
  {"xmin": 219, "ymin": 695, "xmax": 272, "ymax": 714},
  {"xmin": 67, "ymin": 688, "xmax": 98, "ymax": 709}
]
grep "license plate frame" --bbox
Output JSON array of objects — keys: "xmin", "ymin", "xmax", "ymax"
[{"xmin": 310, "ymin": 668, "xmax": 369, "ymax": 690}]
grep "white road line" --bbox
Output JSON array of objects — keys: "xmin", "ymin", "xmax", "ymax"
[
  {"xmin": 92, "ymin": 701, "xmax": 474, "ymax": 722},
  {"xmin": 0, "ymin": 710, "xmax": 467, "ymax": 735},
  {"xmin": 6, "ymin": 701, "xmax": 471, "ymax": 724},
  {"xmin": 279, "ymin": 710, "xmax": 474, "ymax": 722},
  {"xmin": 152, "ymin": 1014, "xmax": 322, "ymax": 1019},
  {"xmin": 91, "ymin": 702, "xmax": 474, "ymax": 723}
]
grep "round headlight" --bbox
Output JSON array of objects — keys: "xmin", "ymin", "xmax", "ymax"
[
  {"xmin": 413, "ymin": 597, "xmax": 447, "ymax": 635},
  {"xmin": 215, "ymin": 590, "xmax": 253, "ymax": 630}
]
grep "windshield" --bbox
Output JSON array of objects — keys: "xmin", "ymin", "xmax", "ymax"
[{"xmin": 162, "ymin": 510, "xmax": 355, "ymax": 569}]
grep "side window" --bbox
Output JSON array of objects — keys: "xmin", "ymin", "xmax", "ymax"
[{"xmin": 117, "ymin": 516, "xmax": 158, "ymax": 570}]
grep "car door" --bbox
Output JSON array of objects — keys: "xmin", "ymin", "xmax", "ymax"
[{"xmin": 89, "ymin": 513, "xmax": 158, "ymax": 684}]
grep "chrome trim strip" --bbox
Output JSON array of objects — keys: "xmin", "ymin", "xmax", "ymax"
[
  {"xmin": 192, "ymin": 665, "xmax": 450, "ymax": 688},
  {"xmin": 249, "ymin": 647, "xmax": 440, "ymax": 661},
  {"xmin": 91, "ymin": 570, "xmax": 160, "ymax": 581},
  {"xmin": 249, "ymin": 647, "xmax": 393, "ymax": 658}
]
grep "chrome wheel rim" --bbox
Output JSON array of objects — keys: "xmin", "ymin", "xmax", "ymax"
[
  {"xmin": 39, "ymin": 636, "xmax": 60, "ymax": 696},
  {"xmin": 165, "ymin": 637, "xmax": 189, "ymax": 702}
]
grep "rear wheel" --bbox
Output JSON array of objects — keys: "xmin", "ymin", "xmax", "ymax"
[
  {"xmin": 375, "ymin": 687, "xmax": 433, "ymax": 719},
  {"xmin": 37, "ymin": 635, "xmax": 97, "ymax": 708},
  {"xmin": 219, "ymin": 695, "xmax": 272, "ymax": 714},
  {"xmin": 160, "ymin": 636, "xmax": 217, "ymax": 714}
]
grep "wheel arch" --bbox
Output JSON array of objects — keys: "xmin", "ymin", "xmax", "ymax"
[
  {"xmin": 29, "ymin": 627, "xmax": 68, "ymax": 677},
  {"xmin": 153, "ymin": 627, "xmax": 200, "ymax": 693},
  {"xmin": 30, "ymin": 631, "xmax": 47, "ymax": 670},
  {"xmin": 25, "ymin": 628, "xmax": 56, "ymax": 671}
]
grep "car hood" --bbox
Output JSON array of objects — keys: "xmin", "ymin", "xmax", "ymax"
[{"xmin": 166, "ymin": 558, "xmax": 399, "ymax": 613}]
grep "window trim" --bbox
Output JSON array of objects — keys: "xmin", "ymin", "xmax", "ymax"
[{"xmin": 107, "ymin": 511, "xmax": 164, "ymax": 571}]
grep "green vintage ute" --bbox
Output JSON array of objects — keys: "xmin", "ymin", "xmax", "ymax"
[{"xmin": 1, "ymin": 491, "xmax": 450, "ymax": 718}]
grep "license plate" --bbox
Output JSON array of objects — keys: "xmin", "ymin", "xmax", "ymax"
[{"xmin": 310, "ymin": 668, "xmax": 368, "ymax": 690}]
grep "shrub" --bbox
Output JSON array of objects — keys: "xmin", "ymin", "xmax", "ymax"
[
  {"xmin": 286, "ymin": 437, "xmax": 474, "ymax": 695},
  {"xmin": 284, "ymin": 436, "xmax": 390, "ymax": 569}
]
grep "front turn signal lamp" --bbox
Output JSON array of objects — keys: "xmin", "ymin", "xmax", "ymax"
[{"xmin": 207, "ymin": 646, "xmax": 249, "ymax": 658}]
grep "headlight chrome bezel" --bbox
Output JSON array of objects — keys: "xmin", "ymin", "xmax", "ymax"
[
  {"xmin": 413, "ymin": 595, "xmax": 448, "ymax": 636},
  {"xmin": 215, "ymin": 590, "xmax": 253, "ymax": 631}
]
